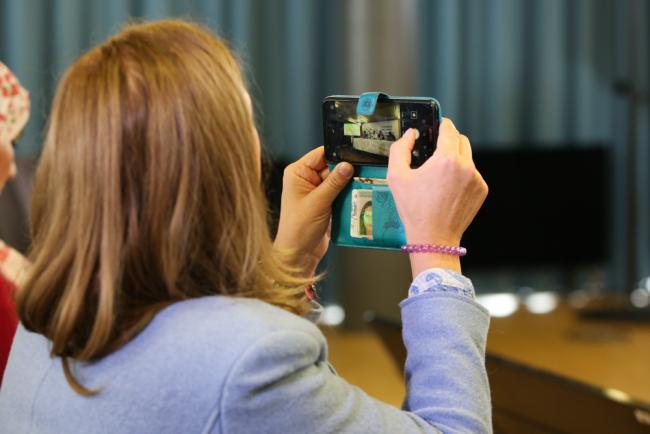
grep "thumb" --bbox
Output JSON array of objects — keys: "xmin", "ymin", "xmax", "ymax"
[{"xmin": 312, "ymin": 162, "xmax": 354, "ymax": 205}]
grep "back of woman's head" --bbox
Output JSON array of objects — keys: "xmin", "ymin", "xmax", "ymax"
[{"xmin": 16, "ymin": 19, "xmax": 311, "ymax": 394}]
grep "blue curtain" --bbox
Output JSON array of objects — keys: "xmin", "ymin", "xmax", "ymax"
[
  {"xmin": 0, "ymin": 0, "xmax": 647, "ymax": 290},
  {"xmin": 414, "ymin": 0, "xmax": 649, "ymax": 288},
  {"xmin": 1, "ymin": 0, "xmax": 637, "ymax": 155},
  {"xmin": 0, "ymin": 0, "xmax": 351, "ymax": 159},
  {"xmin": 418, "ymin": 0, "xmax": 618, "ymax": 146}
]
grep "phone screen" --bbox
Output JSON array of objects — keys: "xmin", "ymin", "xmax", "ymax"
[{"xmin": 323, "ymin": 97, "xmax": 439, "ymax": 167}]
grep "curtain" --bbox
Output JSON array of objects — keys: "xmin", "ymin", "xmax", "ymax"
[
  {"xmin": 0, "ymin": 0, "xmax": 647, "ymax": 291},
  {"xmin": 0, "ymin": 0, "xmax": 352, "ymax": 159},
  {"xmin": 412, "ymin": 0, "xmax": 648, "ymax": 290}
]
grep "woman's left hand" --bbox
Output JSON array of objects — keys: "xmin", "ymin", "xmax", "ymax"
[{"xmin": 274, "ymin": 146, "xmax": 353, "ymax": 277}]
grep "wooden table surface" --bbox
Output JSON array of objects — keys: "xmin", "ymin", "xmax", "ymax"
[
  {"xmin": 322, "ymin": 326, "xmax": 405, "ymax": 407},
  {"xmin": 487, "ymin": 303, "xmax": 650, "ymax": 404},
  {"xmin": 323, "ymin": 302, "xmax": 650, "ymax": 409}
]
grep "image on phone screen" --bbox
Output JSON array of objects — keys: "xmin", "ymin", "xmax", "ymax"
[{"xmin": 323, "ymin": 97, "xmax": 439, "ymax": 167}]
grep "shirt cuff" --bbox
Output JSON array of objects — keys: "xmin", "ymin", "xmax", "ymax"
[{"xmin": 408, "ymin": 268, "xmax": 476, "ymax": 300}]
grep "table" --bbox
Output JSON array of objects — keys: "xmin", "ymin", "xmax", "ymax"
[{"xmin": 323, "ymin": 301, "xmax": 650, "ymax": 432}]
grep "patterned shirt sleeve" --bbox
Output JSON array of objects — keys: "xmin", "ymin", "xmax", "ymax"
[{"xmin": 408, "ymin": 268, "xmax": 476, "ymax": 300}]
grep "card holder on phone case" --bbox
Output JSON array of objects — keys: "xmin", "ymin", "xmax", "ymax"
[{"xmin": 329, "ymin": 164, "xmax": 406, "ymax": 250}]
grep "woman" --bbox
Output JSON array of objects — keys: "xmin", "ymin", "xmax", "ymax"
[
  {"xmin": 0, "ymin": 61, "xmax": 30, "ymax": 384},
  {"xmin": 0, "ymin": 20, "xmax": 490, "ymax": 433}
]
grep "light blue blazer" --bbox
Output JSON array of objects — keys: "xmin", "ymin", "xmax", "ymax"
[{"xmin": 0, "ymin": 273, "xmax": 491, "ymax": 433}]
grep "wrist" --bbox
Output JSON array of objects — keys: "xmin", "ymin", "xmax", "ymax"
[
  {"xmin": 272, "ymin": 240, "xmax": 320, "ymax": 278},
  {"xmin": 404, "ymin": 229, "xmax": 461, "ymax": 248},
  {"xmin": 408, "ymin": 253, "xmax": 461, "ymax": 279},
  {"xmin": 402, "ymin": 234, "xmax": 464, "ymax": 278}
]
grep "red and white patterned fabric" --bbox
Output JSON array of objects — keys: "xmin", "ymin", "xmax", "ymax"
[
  {"xmin": 0, "ymin": 61, "xmax": 30, "ymax": 385},
  {"xmin": 0, "ymin": 61, "xmax": 30, "ymax": 143}
]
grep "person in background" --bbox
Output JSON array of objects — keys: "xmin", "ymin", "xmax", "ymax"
[
  {"xmin": 0, "ymin": 20, "xmax": 490, "ymax": 433},
  {"xmin": 0, "ymin": 61, "xmax": 30, "ymax": 385}
]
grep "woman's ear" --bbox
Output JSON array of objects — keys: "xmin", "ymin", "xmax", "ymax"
[{"xmin": 0, "ymin": 139, "xmax": 16, "ymax": 190}]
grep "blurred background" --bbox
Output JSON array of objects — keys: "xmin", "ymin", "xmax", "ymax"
[{"xmin": 0, "ymin": 0, "xmax": 648, "ymax": 327}]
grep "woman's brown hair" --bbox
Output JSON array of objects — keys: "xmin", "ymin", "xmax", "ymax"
[{"xmin": 15, "ymin": 19, "xmax": 313, "ymax": 394}]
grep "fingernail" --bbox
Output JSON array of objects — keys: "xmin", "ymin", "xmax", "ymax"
[
  {"xmin": 338, "ymin": 162, "xmax": 353, "ymax": 177},
  {"xmin": 411, "ymin": 128, "xmax": 420, "ymax": 140}
]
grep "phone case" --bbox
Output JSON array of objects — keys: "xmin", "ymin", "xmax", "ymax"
[{"xmin": 328, "ymin": 92, "xmax": 442, "ymax": 250}]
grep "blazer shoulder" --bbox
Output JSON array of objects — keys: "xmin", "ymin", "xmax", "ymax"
[{"xmin": 151, "ymin": 295, "xmax": 324, "ymax": 349}]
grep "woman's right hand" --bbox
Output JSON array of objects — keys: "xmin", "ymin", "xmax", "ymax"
[{"xmin": 387, "ymin": 118, "xmax": 488, "ymax": 277}]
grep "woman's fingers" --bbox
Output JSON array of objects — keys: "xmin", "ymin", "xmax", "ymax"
[
  {"xmin": 436, "ymin": 118, "xmax": 461, "ymax": 155},
  {"xmin": 285, "ymin": 146, "xmax": 329, "ymax": 188},
  {"xmin": 318, "ymin": 167, "xmax": 330, "ymax": 181},
  {"xmin": 418, "ymin": 118, "xmax": 465, "ymax": 173},
  {"xmin": 311, "ymin": 162, "xmax": 353, "ymax": 206},
  {"xmin": 297, "ymin": 145, "xmax": 328, "ymax": 172},
  {"xmin": 388, "ymin": 128, "xmax": 417, "ymax": 176}
]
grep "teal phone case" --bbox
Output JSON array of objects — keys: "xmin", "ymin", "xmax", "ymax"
[{"xmin": 327, "ymin": 92, "xmax": 441, "ymax": 251}]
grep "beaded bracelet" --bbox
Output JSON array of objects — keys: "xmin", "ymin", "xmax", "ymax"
[{"xmin": 401, "ymin": 244, "xmax": 467, "ymax": 257}]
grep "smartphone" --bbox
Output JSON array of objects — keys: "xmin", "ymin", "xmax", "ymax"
[
  {"xmin": 323, "ymin": 94, "xmax": 441, "ymax": 250},
  {"xmin": 322, "ymin": 95, "xmax": 441, "ymax": 168}
]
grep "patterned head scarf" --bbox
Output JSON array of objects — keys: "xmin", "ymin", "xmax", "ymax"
[{"xmin": 0, "ymin": 62, "xmax": 30, "ymax": 143}]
